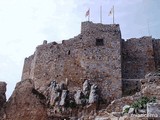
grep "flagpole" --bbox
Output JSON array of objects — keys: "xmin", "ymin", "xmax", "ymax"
[
  {"xmin": 100, "ymin": 6, "xmax": 102, "ymax": 23},
  {"xmin": 88, "ymin": 15, "xmax": 89, "ymax": 21},
  {"xmin": 147, "ymin": 19, "xmax": 150, "ymax": 36},
  {"xmin": 113, "ymin": 5, "xmax": 114, "ymax": 24},
  {"xmin": 88, "ymin": 8, "xmax": 90, "ymax": 21}
]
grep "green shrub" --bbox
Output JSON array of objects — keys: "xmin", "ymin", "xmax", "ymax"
[
  {"xmin": 123, "ymin": 107, "xmax": 130, "ymax": 114},
  {"xmin": 124, "ymin": 96, "xmax": 156, "ymax": 114},
  {"xmin": 131, "ymin": 96, "xmax": 156, "ymax": 110}
]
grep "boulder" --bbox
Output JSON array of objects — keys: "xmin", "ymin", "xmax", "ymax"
[
  {"xmin": 50, "ymin": 90, "xmax": 60, "ymax": 106},
  {"xmin": 137, "ymin": 109, "xmax": 146, "ymax": 114},
  {"xmin": 122, "ymin": 105, "xmax": 130, "ymax": 113},
  {"xmin": 74, "ymin": 90, "xmax": 83, "ymax": 105},
  {"xmin": 89, "ymin": 84, "xmax": 99, "ymax": 104},
  {"xmin": 147, "ymin": 103, "xmax": 160, "ymax": 118},
  {"xmin": 83, "ymin": 80, "xmax": 90, "ymax": 96},
  {"xmin": 128, "ymin": 108, "xmax": 134, "ymax": 114},
  {"xmin": 59, "ymin": 90, "xmax": 68, "ymax": 106},
  {"xmin": 111, "ymin": 112, "xmax": 122, "ymax": 117},
  {"xmin": 49, "ymin": 81, "xmax": 61, "ymax": 106}
]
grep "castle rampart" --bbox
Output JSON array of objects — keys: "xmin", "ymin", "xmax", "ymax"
[
  {"xmin": 22, "ymin": 21, "xmax": 122, "ymax": 102},
  {"xmin": 122, "ymin": 36, "xmax": 156, "ymax": 79},
  {"xmin": 153, "ymin": 39, "xmax": 160, "ymax": 70},
  {"xmin": 21, "ymin": 21, "xmax": 160, "ymax": 103}
]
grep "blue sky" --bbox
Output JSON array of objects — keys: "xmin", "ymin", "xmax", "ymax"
[{"xmin": 0, "ymin": 0, "xmax": 160, "ymax": 99}]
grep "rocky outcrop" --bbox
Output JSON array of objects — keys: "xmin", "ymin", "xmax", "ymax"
[
  {"xmin": 82, "ymin": 80, "xmax": 90, "ymax": 96},
  {"xmin": 1, "ymin": 68, "xmax": 160, "ymax": 120},
  {"xmin": 0, "ymin": 82, "xmax": 6, "ymax": 108},
  {"xmin": 74, "ymin": 90, "xmax": 83, "ymax": 105},
  {"xmin": 0, "ymin": 82, "xmax": 7, "ymax": 119},
  {"xmin": 59, "ymin": 90, "xmax": 68, "ymax": 106},
  {"xmin": 147, "ymin": 103, "xmax": 160, "ymax": 119},
  {"xmin": 89, "ymin": 84, "xmax": 99, "ymax": 104},
  {"xmin": 46, "ymin": 81, "xmax": 62, "ymax": 106},
  {"xmin": 92, "ymin": 71, "xmax": 160, "ymax": 120},
  {"xmin": 4, "ymin": 79, "xmax": 47, "ymax": 120}
]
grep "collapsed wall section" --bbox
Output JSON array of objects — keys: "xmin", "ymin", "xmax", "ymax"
[
  {"xmin": 122, "ymin": 37, "xmax": 155, "ymax": 79},
  {"xmin": 21, "ymin": 22, "xmax": 122, "ymax": 102}
]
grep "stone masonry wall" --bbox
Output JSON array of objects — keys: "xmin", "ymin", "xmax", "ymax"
[
  {"xmin": 21, "ymin": 55, "xmax": 34, "ymax": 80},
  {"xmin": 153, "ymin": 39, "xmax": 160, "ymax": 70},
  {"xmin": 21, "ymin": 21, "xmax": 160, "ymax": 103},
  {"xmin": 122, "ymin": 37, "xmax": 156, "ymax": 79},
  {"xmin": 122, "ymin": 79, "xmax": 141, "ymax": 96},
  {"xmin": 22, "ymin": 21, "xmax": 122, "ymax": 102}
]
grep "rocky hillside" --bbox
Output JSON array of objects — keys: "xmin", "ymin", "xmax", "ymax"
[
  {"xmin": 1, "ymin": 71, "xmax": 160, "ymax": 120},
  {"xmin": 95, "ymin": 71, "xmax": 160, "ymax": 120}
]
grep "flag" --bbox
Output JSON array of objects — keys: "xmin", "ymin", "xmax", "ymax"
[
  {"xmin": 108, "ymin": 6, "xmax": 113, "ymax": 16},
  {"xmin": 108, "ymin": 6, "xmax": 115, "ymax": 24},
  {"xmin": 85, "ymin": 9, "xmax": 90, "ymax": 17}
]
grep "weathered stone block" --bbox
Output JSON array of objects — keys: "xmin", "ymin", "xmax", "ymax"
[{"xmin": 147, "ymin": 103, "xmax": 160, "ymax": 119}]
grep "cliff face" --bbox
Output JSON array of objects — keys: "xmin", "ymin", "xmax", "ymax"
[{"xmin": 4, "ymin": 79, "xmax": 48, "ymax": 120}]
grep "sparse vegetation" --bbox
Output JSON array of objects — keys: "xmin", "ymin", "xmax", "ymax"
[
  {"xmin": 123, "ymin": 107, "xmax": 130, "ymax": 114},
  {"xmin": 123, "ymin": 96, "xmax": 156, "ymax": 114}
]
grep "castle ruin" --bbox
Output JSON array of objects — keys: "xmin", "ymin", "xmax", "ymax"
[{"xmin": 21, "ymin": 21, "xmax": 160, "ymax": 103}]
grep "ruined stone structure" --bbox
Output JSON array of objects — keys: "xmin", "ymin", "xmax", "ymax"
[
  {"xmin": 1, "ymin": 21, "xmax": 160, "ymax": 120},
  {"xmin": 122, "ymin": 37, "xmax": 156, "ymax": 79},
  {"xmin": 21, "ymin": 21, "xmax": 160, "ymax": 102},
  {"xmin": 22, "ymin": 22, "xmax": 122, "ymax": 103}
]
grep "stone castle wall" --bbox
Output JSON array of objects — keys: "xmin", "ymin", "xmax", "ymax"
[
  {"xmin": 153, "ymin": 39, "xmax": 160, "ymax": 70},
  {"xmin": 21, "ymin": 21, "xmax": 160, "ymax": 103},
  {"xmin": 122, "ymin": 37, "xmax": 156, "ymax": 79},
  {"xmin": 21, "ymin": 55, "xmax": 34, "ymax": 80},
  {"xmin": 22, "ymin": 22, "xmax": 122, "ymax": 102}
]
